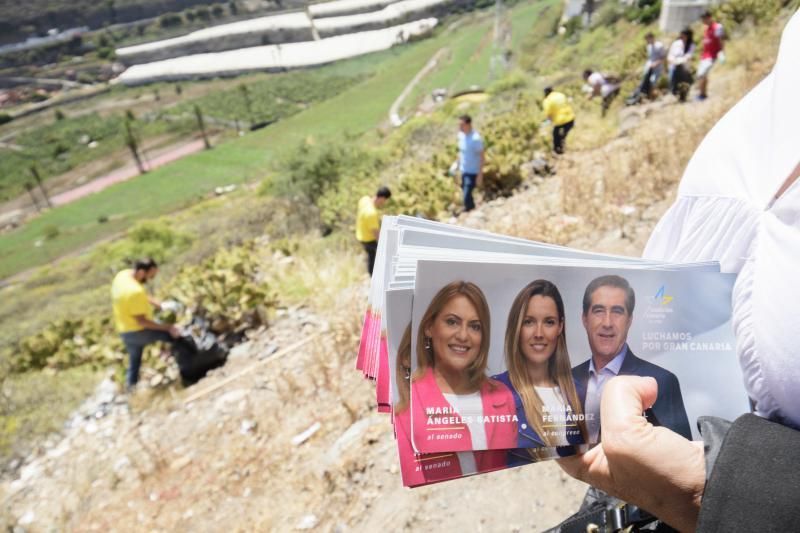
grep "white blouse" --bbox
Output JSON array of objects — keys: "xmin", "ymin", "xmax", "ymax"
[{"xmin": 643, "ymin": 10, "xmax": 800, "ymax": 429}]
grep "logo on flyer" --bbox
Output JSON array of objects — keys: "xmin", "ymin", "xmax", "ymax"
[
  {"xmin": 652, "ymin": 285, "xmax": 673, "ymax": 305},
  {"xmin": 645, "ymin": 285, "xmax": 674, "ymax": 324}
]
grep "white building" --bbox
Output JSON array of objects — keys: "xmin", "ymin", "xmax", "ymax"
[{"xmin": 659, "ymin": 0, "xmax": 724, "ymax": 33}]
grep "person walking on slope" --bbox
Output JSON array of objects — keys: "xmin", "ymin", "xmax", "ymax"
[
  {"xmin": 627, "ymin": 32, "xmax": 667, "ymax": 105},
  {"xmin": 668, "ymin": 28, "xmax": 696, "ymax": 102},
  {"xmin": 583, "ymin": 69, "xmax": 620, "ymax": 117},
  {"xmin": 356, "ymin": 186, "xmax": 391, "ymax": 276},
  {"xmin": 542, "ymin": 87, "xmax": 575, "ymax": 155},
  {"xmin": 456, "ymin": 114, "xmax": 484, "ymax": 212},
  {"xmin": 111, "ymin": 258, "xmax": 179, "ymax": 391},
  {"xmin": 697, "ymin": 10, "xmax": 726, "ymax": 101}
]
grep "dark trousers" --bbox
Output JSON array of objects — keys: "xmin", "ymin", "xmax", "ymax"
[
  {"xmin": 461, "ymin": 173, "xmax": 477, "ymax": 211},
  {"xmin": 636, "ymin": 67, "xmax": 654, "ymax": 98},
  {"xmin": 553, "ymin": 120, "xmax": 574, "ymax": 154},
  {"xmin": 670, "ymin": 65, "xmax": 693, "ymax": 102},
  {"xmin": 120, "ymin": 329, "xmax": 175, "ymax": 387},
  {"xmin": 361, "ymin": 240, "xmax": 378, "ymax": 276}
]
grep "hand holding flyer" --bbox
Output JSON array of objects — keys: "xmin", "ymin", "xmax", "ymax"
[
  {"xmin": 558, "ymin": 376, "xmax": 706, "ymax": 532},
  {"xmin": 358, "ymin": 216, "xmax": 750, "ymax": 488}
]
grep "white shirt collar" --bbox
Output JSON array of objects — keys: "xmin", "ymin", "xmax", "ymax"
[{"xmin": 589, "ymin": 344, "xmax": 628, "ymax": 376}]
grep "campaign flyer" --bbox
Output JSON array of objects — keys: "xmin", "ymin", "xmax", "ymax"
[{"xmin": 409, "ymin": 260, "xmax": 747, "ymax": 454}]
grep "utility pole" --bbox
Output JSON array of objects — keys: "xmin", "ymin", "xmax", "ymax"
[
  {"xmin": 238, "ymin": 84, "xmax": 255, "ymax": 127},
  {"xmin": 194, "ymin": 104, "xmax": 211, "ymax": 149},
  {"xmin": 29, "ymin": 166, "xmax": 53, "ymax": 208},
  {"xmin": 24, "ymin": 182, "xmax": 42, "ymax": 212}
]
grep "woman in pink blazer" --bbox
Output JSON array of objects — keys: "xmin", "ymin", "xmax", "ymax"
[
  {"xmin": 393, "ymin": 321, "xmax": 510, "ymax": 486},
  {"xmin": 409, "ymin": 281, "xmax": 518, "ymax": 455}
]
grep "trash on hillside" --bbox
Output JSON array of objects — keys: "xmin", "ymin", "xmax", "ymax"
[{"xmin": 291, "ymin": 422, "xmax": 321, "ymax": 446}]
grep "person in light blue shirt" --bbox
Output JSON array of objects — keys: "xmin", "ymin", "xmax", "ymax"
[{"xmin": 457, "ymin": 114, "xmax": 485, "ymax": 212}]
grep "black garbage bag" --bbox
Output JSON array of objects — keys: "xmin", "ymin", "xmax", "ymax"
[{"xmin": 172, "ymin": 317, "xmax": 229, "ymax": 386}]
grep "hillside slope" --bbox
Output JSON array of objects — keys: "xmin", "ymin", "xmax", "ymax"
[
  {"xmin": 1, "ymin": 3, "xmax": 793, "ymax": 530},
  {"xmin": 0, "ymin": 46, "xmax": 781, "ymax": 530}
]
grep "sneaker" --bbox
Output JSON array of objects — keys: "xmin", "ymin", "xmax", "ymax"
[{"xmin": 695, "ymin": 94, "xmax": 708, "ymax": 101}]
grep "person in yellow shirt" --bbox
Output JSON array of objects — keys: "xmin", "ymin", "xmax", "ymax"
[
  {"xmin": 542, "ymin": 86, "xmax": 576, "ymax": 154},
  {"xmin": 356, "ymin": 186, "xmax": 391, "ymax": 275},
  {"xmin": 111, "ymin": 258, "xmax": 179, "ymax": 390}
]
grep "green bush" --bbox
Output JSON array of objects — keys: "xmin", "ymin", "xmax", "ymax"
[
  {"xmin": 391, "ymin": 158, "xmax": 459, "ymax": 218},
  {"xmin": 158, "ymin": 13, "xmax": 183, "ymax": 28},
  {"xmin": 480, "ymin": 97, "xmax": 542, "ymax": 197},
  {"xmin": 270, "ymin": 141, "xmax": 369, "ymax": 201},
  {"xmin": 593, "ymin": 1, "xmax": 626, "ymax": 27},
  {"xmin": 714, "ymin": 0, "xmax": 781, "ymax": 28},
  {"xmin": 563, "ymin": 16, "xmax": 583, "ymax": 39},
  {"xmin": 267, "ymin": 140, "xmax": 386, "ymax": 233},
  {"xmin": 94, "ymin": 220, "xmax": 192, "ymax": 271},
  {"xmin": 162, "ymin": 240, "xmax": 278, "ymax": 336},
  {"xmin": 0, "ymin": 113, "xmax": 12, "ymax": 125},
  {"xmin": 96, "ymin": 46, "xmax": 115, "ymax": 60},
  {"xmin": 77, "ymin": 71, "xmax": 96, "ymax": 84},
  {"xmin": 43, "ymin": 225, "xmax": 60, "ymax": 240},
  {"xmin": 8, "ymin": 316, "xmax": 124, "ymax": 373},
  {"xmin": 488, "ymin": 70, "xmax": 530, "ymax": 95},
  {"xmin": 195, "ymin": 6, "xmax": 211, "ymax": 20},
  {"xmin": 625, "ymin": 0, "xmax": 662, "ymax": 24}
]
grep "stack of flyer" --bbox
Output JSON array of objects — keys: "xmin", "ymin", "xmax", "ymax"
[{"xmin": 356, "ymin": 216, "xmax": 751, "ymax": 487}]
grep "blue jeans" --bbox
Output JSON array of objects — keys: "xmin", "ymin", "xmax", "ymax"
[
  {"xmin": 121, "ymin": 329, "xmax": 175, "ymax": 387},
  {"xmin": 461, "ymin": 173, "xmax": 477, "ymax": 211}
]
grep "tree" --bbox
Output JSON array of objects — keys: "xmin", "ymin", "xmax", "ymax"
[
  {"xmin": 238, "ymin": 84, "xmax": 255, "ymax": 125},
  {"xmin": 194, "ymin": 105, "xmax": 211, "ymax": 150},
  {"xmin": 124, "ymin": 112, "xmax": 146, "ymax": 174}
]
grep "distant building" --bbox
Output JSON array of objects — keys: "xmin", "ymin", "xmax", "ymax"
[
  {"xmin": 563, "ymin": 0, "xmax": 726, "ymax": 33},
  {"xmin": 660, "ymin": 0, "xmax": 724, "ymax": 33}
]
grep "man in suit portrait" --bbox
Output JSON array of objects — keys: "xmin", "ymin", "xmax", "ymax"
[{"xmin": 573, "ymin": 275, "xmax": 692, "ymax": 441}]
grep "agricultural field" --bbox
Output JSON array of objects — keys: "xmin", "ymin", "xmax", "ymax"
[
  {"xmin": 0, "ymin": 67, "xmax": 370, "ymax": 204},
  {"xmin": 168, "ymin": 70, "xmax": 370, "ymax": 126},
  {"xmin": 0, "ymin": 110, "xmax": 196, "ymax": 203}
]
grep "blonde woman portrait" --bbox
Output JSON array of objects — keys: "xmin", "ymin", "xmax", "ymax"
[{"xmin": 492, "ymin": 279, "xmax": 587, "ymax": 464}]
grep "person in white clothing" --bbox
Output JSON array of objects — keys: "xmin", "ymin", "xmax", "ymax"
[
  {"xmin": 583, "ymin": 69, "xmax": 620, "ymax": 117},
  {"xmin": 667, "ymin": 28, "xmax": 696, "ymax": 102}
]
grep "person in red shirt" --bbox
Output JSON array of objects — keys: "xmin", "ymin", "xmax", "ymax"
[{"xmin": 697, "ymin": 10, "xmax": 725, "ymax": 100}]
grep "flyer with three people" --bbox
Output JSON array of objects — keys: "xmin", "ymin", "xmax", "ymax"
[{"xmin": 406, "ymin": 260, "xmax": 749, "ymax": 471}]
